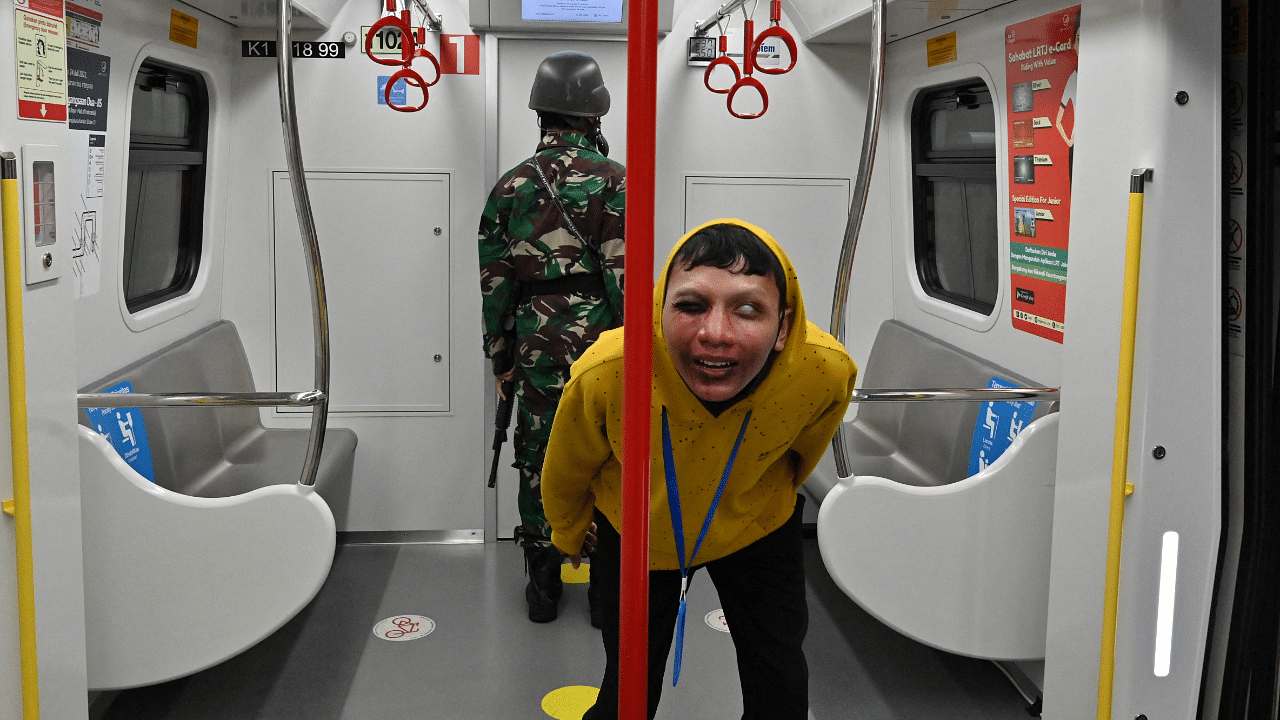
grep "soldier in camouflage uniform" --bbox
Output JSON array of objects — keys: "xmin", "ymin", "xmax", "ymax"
[{"xmin": 478, "ymin": 51, "xmax": 625, "ymax": 624}]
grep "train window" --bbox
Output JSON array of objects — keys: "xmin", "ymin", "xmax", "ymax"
[
  {"xmin": 911, "ymin": 79, "xmax": 998, "ymax": 315},
  {"xmin": 123, "ymin": 60, "xmax": 207, "ymax": 313}
]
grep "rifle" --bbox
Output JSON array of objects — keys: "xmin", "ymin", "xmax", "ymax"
[{"xmin": 488, "ymin": 380, "xmax": 515, "ymax": 488}]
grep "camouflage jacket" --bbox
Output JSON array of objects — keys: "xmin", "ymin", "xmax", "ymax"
[{"xmin": 478, "ymin": 129, "xmax": 626, "ymax": 376}]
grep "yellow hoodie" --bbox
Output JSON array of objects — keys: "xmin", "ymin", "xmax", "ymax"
[{"xmin": 542, "ymin": 219, "xmax": 857, "ymax": 570}]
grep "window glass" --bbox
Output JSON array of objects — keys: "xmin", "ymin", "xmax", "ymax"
[
  {"xmin": 912, "ymin": 79, "xmax": 999, "ymax": 315},
  {"xmin": 124, "ymin": 60, "xmax": 206, "ymax": 312}
]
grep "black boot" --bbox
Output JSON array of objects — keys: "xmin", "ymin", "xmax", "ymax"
[{"xmin": 524, "ymin": 545, "xmax": 564, "ymax": 623}]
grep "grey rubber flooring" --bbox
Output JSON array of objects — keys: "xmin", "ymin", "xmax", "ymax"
[{"xmin": 100, "ymin": 539, "xmax": 1034, "ymax": 719}]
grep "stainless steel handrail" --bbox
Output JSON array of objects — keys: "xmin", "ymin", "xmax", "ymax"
[
  {"xmin": 830, "ymin": 0, "xmax": 886, "ymax": 477},
  {"xmin": 78, "ymin": 391, "xmax": 324, "ymax": 408},
  {"xmin": 694, "ymin": 0, "xmax": 750, "ymax": 35},
  {"xmin": 278, "ymin": 0, "xmax": 331, "ymax": 488},
  {"xmin": 852, "ymin": 388, "xmax": 1060, "ymax": 403}
]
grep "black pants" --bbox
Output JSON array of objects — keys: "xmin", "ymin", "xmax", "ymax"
[{"xmin": 582, "ymin": 495, "xmax": 809, "ymax": 720}]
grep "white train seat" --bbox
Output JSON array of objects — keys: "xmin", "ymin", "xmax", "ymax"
[
  {"xmin": 78, "ymin": 321, "xmax": 356, "ymax": 690},
  {"xmin": 815, "ymin": 320, "xmax": 1058, "ymax": 660}
]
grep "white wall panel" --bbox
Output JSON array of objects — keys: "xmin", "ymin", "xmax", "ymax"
[{"xmin": 272, "ymin": 171, "xmax": 451, "ymax": 413}]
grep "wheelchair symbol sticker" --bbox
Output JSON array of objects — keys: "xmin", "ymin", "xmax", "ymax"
[{"xmin": 373, "ymin": 615, "xmax": 435, "ymax": 641}]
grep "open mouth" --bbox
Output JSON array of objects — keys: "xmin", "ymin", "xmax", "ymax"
[{"xmin": 695, "ymin": 359, "xmax": 736, "ymax": 370}]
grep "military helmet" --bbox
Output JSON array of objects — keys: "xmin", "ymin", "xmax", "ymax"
[{"xmin": 528, "ymin": 51, "xmax": 610, "ymax": 118}]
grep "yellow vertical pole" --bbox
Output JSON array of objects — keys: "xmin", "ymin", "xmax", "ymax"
[
  {"xmin": 1097, "ymin": 167, "xmax": 1152, "ymax": 719},
  {"xmin": 1, "ymin": 152, "xmax": 39, "ymax": 720}
]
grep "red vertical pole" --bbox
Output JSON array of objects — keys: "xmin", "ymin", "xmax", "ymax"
[{"xmin": 620, "ymin": 0, "xmax": 656, "ymax": 714}]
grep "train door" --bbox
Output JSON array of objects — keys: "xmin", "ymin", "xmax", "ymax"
[{"xmin": 488, "ymin": 37, "xmax": 626, "ymax": 538}]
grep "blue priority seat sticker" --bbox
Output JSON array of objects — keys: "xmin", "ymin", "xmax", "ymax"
[
  {"xmin": 84, "ymin": 380, "xmax": 156, "ymax": 483},
  {"xmin": 968, "ymin": 376, "xmax": 1038, "ymax": 477}
]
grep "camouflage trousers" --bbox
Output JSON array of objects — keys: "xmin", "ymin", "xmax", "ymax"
[{"xmin": 512, "ymin": 363, "xmax": 570, "ymax": 542}]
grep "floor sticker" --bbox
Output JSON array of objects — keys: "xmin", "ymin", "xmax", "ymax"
[
  {"xmin": 561, "ymin": 562, "xmax": 590, "ymax": 584},
  {"xmin": 372, "ymin": 615, "xmax": 435, "ymax": 641},
  {"xmin": 705, "ymin": 609, "xmax": 729, "ymax": 633},
  {"xmin": 542, "ymin": 685, "xmax": 599, "ymax": 719}
]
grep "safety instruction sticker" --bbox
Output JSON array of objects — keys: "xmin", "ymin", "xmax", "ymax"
[
  {"xmin": 169, "ymin": 8, "xmax": 197, "ymax": 49},
  {"xmin": 373, "ymin": 615, "xmax": 435, "ymax": 641},
  {"xmin": 71, "ymin": 133, "xmax": 104, "ymax": 298},
  {"xmin": 66, "ymin": 1, "xmax": 102, "ymax": 50},
  {"xmin": 1004, "ymin": 6, "xmax": 1079, "ymax": 344},
  {"xmin": 85, "ymin": 381, "xmax": 156, "ymax": 483},
  {"xmin": 967, "ymin": 376, "xmax": 1038, "ymax": 476},
  {"xmin": 927, "ymin": 31, "xmax": 957, "ymax": 67},
  {"xmin": 15, "ymin": 8, "xmax": 68, "ymax": 122}
]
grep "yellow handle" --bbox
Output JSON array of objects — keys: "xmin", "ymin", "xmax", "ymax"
[
  {"xmin": 3, "ymin": 156, "xmax": 40, "ymax": 719},
  {"xmin": 1097, "ymin": 169, "xmax": 1150, "ymax": 720}
]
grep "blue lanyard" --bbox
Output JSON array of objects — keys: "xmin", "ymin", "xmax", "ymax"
[{"xmin": 661, "ymin": 406, "xmax": 752, "ymax": 686}]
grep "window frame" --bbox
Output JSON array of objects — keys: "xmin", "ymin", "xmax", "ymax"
[
  {"xmin": 910, "ymin": 78, "xmax": 1000, "ymax": 316},
  {"xmin": 122, "ymin": 59, "xmax": 209, "ymax": 314}
]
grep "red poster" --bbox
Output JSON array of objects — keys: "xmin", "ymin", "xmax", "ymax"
[{"xmin": 1004, "ymin": 7, "xmax": 1079, "ymax": 344}]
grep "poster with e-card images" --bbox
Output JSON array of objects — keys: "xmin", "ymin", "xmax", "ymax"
[{"xmin": 1005, "ymin": 6, "xmax": 1079, "ymax": 344}]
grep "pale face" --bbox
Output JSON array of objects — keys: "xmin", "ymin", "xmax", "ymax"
[{"xmin": 662, "ymin": 262, "xmax": 793, "ymax": 403}]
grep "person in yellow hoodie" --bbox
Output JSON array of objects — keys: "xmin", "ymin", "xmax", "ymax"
[{"xmin": 542, "ymin": 219, "xmax": 858, "ymax": 719}]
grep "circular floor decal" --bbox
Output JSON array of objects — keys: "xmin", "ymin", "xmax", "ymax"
[
  {"xmin": 561, "ymin": 562, "xmax": 591, "ymax": 584},
  {"xmin": 542, "ymin": 685, "xmax": 599, "ymax": 719},
  {"xmin": 372, "ymin": 615, "xmax": 435, "ymax": 641},
  {"xmin": 705, "ymin": 609, "xmax": 730, "ymax": 633}
]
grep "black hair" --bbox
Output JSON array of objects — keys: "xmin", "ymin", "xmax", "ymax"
[{"xmin": 670, "ymin": 223, "xmax": 787, "ymax": 309}]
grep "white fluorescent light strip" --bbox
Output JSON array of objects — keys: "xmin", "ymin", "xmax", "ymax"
[{"xmin": 1154, "ymin": 531, "xmax": 1180, "ymax": 677}]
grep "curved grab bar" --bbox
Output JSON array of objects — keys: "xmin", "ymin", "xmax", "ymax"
[
  {"xmin": 830, "ymin": 0, "xmax": 886, "ymax": 478},
  {"xmin": 78, "ymin": 391, "xmax": 325, "ymax": 408},
  {"xmin": 277, "ymin": 0, "xmax": 331, "ymax": 488}
]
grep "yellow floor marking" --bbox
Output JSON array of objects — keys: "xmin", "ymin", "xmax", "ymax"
[
  {"xmin": 561, "ymin": 562, "xmax": 591, "ymax": 584},
  {"xmin": 542, "ymin": 685, "xmax": 599, "ymax": 719}
]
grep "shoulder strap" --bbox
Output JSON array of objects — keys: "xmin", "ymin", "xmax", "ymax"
[{"xmin": 527, "ymin": 153, "xmax": 597, "ymax": 257}]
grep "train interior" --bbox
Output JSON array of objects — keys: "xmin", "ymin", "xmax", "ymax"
[{"xmin": 0, "ymin": 0, "xmax": 1277, "ymax": 718}]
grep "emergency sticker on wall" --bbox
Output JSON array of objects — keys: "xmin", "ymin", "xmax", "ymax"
[
  {"xmin": 705, "ymin": 609, "xmax": 729, "ymax": 633},
  {"xmin": 169, "ymin": 9, "xmax": 198, "ymax": 49},
  {"xmin": 373, "ymin": 615, "xmax": 435, "ymax": 641},
  {"xmin": 85, "ymin": 381, "xmax": 156, "ymax": 483},
  {"xmin": 967, "ymin": 376, "xmax": 1038, "ymax": 476},
  {"xmin": 14, "ymin": 8, "xmax": 68, "ymax": 122}
]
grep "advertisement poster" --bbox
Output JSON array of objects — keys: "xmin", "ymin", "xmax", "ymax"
[
  {"xmin": 15, "ymin": 6, "xmax": 67, "ymax": 121},
  {"xmin": 1004, "ymin": 6, "xmax": 1079, "ymax": 343}
]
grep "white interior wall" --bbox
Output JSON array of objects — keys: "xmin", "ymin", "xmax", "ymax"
[{"xmin": 2, "ymin": 3, "xmax": 238, "ymax": 715}]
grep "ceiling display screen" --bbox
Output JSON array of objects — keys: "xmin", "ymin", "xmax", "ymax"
[{"xmin": 521, "ymin": 0, "xmax": 624, "ymax": 23}]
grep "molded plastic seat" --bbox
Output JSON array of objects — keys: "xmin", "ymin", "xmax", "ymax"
[{"xmin": 80, "ymin": 321, "xmax": 356, "ymax": 525}]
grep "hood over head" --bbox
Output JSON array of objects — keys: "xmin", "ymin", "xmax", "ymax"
[{"xmin": 654, "ymin": 218, "xmax": 809, "ymax": 411}]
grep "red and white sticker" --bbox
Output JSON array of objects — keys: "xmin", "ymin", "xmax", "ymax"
[
  {"xmin": 373, "ymin": 614, "xmax": 435, "ymax": 641},
  {"xmin": 704, "ymin": 609, "xmax": 729, "ymax": 633}
]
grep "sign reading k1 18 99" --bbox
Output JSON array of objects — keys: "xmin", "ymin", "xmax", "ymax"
[{"xmin": 241, "ymin": 40, "xmax": 345, "ymax": 58}]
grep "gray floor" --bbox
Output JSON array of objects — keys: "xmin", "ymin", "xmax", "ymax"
[{"xmin": 100, "ymin": 539, "xmax": 1035, "ymax": 719}]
